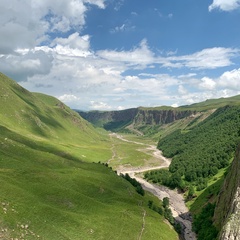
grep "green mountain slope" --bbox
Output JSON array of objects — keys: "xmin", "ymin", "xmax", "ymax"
[
  {"xmin": 157, "ymin": 105, "xmax": 240, "ymax": 186},
  {"xmin": 0, "ymin": 73, "xmax": 110, "ymax": 162},
  {"xmin": 0, "ymin": 73, "xmax": 177, "ymax": 239}
]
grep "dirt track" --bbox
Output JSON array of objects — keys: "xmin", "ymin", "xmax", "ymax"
[{"xmin": 112, "ymin": 133, "xmax": 197, "ymax": 240}]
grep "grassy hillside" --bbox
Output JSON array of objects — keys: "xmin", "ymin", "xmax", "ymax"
[
  {"xmin": 0, "ymin": 73, "xmax": 177, "ymax": 239},
  {"xmin": 0, "ymin": 73, "xmax": 112, "ymax": 163},
  {"xmin": 180, "ymin": 95, "xmax": 240, "ymax": 110},
  {"xmin": 0, "ymin": 130, "xmax": 176, "ymax": 239}
]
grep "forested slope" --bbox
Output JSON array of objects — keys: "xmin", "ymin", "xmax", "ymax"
[{"xmin": 157, "ymin": 105, "xmax": 240, "ymax": 188}]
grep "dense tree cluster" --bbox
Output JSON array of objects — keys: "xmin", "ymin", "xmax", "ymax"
[
  {"xmin": 121, "ymin": 173, "xmax": 145, "ymax": 196},
  {"xmin": 150, "ymin": 106, "xmax": 240, "ymax": 189},
  {"xmin": 144, "ymin": 169, "xmax": 186, "ymax": 190},
  {"xmin": 148, "ymin": 197, "xmax": 181, "ymax": 233},
  {"xmin": 193, "ymin": 203, "xmax": 218, "ymax": 240}
]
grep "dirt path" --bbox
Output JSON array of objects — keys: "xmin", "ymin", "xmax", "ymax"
[
  {"xmin": 107, "ymin": 134, "xmax": 117, "ymax": 165},
  {"xmin": 126, "ymin": 123, "xmax": 144, "ymax": 136},
  {"xmin": 138, "ymin": 209, "xmax": 146, "ymax": 240},
  {"xmin": 111, "ymin": 133, "xmax": 197, "ymax": 240}
]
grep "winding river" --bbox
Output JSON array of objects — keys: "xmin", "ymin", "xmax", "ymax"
[{"xmin": 111, "ymin": 133, "xmax": 197, "ymax": 240}]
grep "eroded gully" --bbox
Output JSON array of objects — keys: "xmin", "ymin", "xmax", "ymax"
[{"xmin": 110, "ymin": 133, "xmax": 197, "ymax": 240}]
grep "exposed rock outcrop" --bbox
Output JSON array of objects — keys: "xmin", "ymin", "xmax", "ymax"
[
  {"xmin": 133, "ymin": 109, "xmax": 196, "ymax": 125},
  {"xmin": 77, "ymin": 107, "xmax": 196, "ymax": 130},
  {"xmin": 214, "ymin": 145, "xmax": 240, "ymax": 239}
]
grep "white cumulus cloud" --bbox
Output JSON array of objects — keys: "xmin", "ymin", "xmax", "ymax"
[
  {"xmin": 58, "ymin": 94, "xmax": 80, "ymax": 102},
  {"xmin": 218, "ymin": 68, "xmax": 240, "ymax": 89},
  {"xmin": 0, "ymin": 49, "xmax": 53, "ymax": 81},
  {"xmin": 0, "ymin": 0, "xmax": 105, "ymax": 53},
  {"xmin": 90, "ymin": 101, "xmax": 112, "ymax": 110},
  {"xmin": 166, "ymin": 47, "xmax": 239, "ymax": 69},
  {"xmin": 97, "ymin": 39, "xmax": 155, "ymax": 68},
  {"xmin": 1, "ymin": 0, "xmax": 240, "ymax": 110},
  {"xmin": 199, "ymin": 77, "xmax": 216, "ymax": 90},
  {"xmin": 209, "ymin": 0, "xmax": 240, "ymax": 11}
]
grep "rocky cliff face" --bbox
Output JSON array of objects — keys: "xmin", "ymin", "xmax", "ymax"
[
  {"xmin": 214, "ymin": 144, "xmax": 240, "ymax": 239},
  {"xmin": 77, "ymin": 108, "xmax": 196, "ymax": 130},
  {"xmin": 133, "ymin": 109, "xmax": 196, "ymax": 125}
]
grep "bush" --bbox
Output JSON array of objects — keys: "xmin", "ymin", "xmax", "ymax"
[{"xmin": 121, "ymin": 174, "xmax": 145, "ymax": 196}]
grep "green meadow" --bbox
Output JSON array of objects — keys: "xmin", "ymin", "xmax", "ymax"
[{"xmin": 108, "ymin": 133, "xmax": 162, "ymax": 169}]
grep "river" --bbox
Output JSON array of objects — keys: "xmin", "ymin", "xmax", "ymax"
[{"xmin": 111, "ymin": 133, "xmax": 197, "ymax": 240}]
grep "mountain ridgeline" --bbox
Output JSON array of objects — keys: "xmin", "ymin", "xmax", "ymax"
[
  {"xmin": 77, "ymin": 107, "xmax": 197, "ymax": 132},
  {"xmin": 78, "ymin": 95, "xmax": 240, "ymax": 134}
]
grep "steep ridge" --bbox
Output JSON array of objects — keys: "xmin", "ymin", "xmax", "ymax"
[
  {"xmin": 133, "ymin": 108, "xmax": 196, "ymax": 126},
  {"xmin": 77, "ymin": 107, "xmax": 197, "ymax": 132},
  {"xmin": 0, "ymin": 73, "xmax": 111, "ymax": 163},
  {"xmin": 0, "ymin": 72, "xmax": 97, "ymax": 140},
  {"xmin": 214, "ymin": 144, "xmax": 240, "ymax": 239}
]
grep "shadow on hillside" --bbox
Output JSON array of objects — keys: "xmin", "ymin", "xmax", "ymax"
[{"xmin": 190, "ymin": 175, "xmax": 225, "ymax": 215}]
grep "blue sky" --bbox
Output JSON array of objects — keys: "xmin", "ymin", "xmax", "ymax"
[{"xmin": 1, "ymin": 0, "xmax": 240, "ymax": 110}]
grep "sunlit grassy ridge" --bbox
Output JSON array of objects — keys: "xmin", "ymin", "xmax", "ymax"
[
  {"xmin": 0, "ymin": 73, "xmax": 111, "ymax": 162},
  {"xmin": 0, "ymin": 73, "xmax": 177, "ymax": 239},
  {"xmin": 140, "ymin": 95, "xmax": 240, "ymax": 111}
]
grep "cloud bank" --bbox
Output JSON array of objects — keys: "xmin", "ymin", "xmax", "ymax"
[{"xmin": 1, "ymin": 0, "xmax": 240, "ymax": 110}]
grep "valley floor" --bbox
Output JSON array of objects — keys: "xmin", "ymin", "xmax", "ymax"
[{"xmin": 109, "ymin": 133, "xmax": 197, "ymax": 240}]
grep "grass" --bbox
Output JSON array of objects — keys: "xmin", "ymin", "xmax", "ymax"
[
  {"xmin": 0, "ymin": 73, "xmax": 178, "ymax": 239},
  {"xmin": 138, "ymin": 95, "xmax": 240, "ymax": 112},
  {"xmin": 108, "ymin": 133, "xmax": 164, "ymax": 170},
  {"xmin": 0, "ymin": 128, "xmax": 177, "ymax": 240}
]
